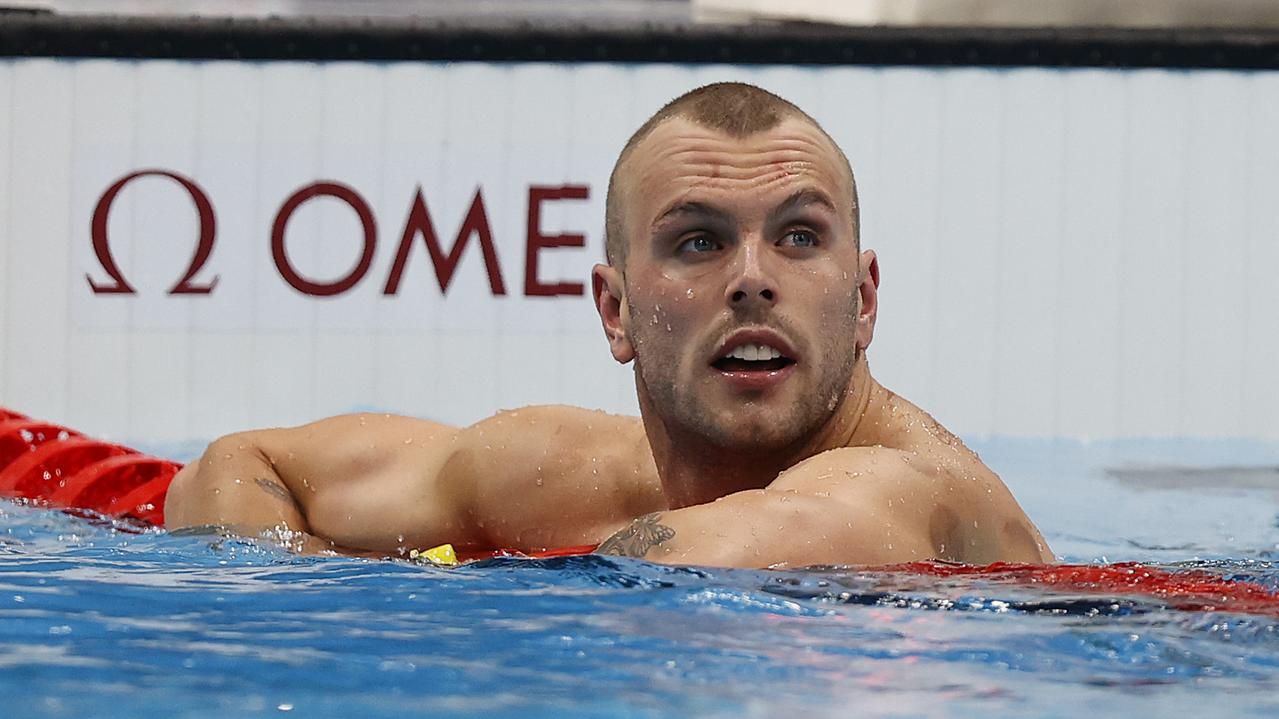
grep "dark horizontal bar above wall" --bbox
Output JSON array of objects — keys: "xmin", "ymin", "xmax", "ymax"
[{"xmin": 3, "ymin": 12, "xmax": 1279, "ymax": 69}]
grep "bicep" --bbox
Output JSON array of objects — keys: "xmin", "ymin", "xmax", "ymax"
[
  {"xmin": 244, "ymin": 414, "xmax": 468, "ymax": 550},
  {"xmin": 253, "ymin": 413, "xmax": 456, "ymax": 489}
]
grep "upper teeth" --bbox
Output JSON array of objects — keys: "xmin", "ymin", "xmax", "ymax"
[{"xmin": 727, "ymin": 343, "xmax": 782, "ymax": 361}]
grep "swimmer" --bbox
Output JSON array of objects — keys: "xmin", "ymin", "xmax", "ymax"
[{"xmin": 165, "ymin": 82, "xmax": 1053, "ymax": 567}]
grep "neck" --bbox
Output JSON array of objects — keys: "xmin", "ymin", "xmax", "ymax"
[{"xmin": 639, "ymin": 356, "xmax": 887, "ymax": 509}]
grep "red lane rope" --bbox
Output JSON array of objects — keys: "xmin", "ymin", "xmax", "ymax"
[
  {"xmin": 1, "ymin": 405, "xmax": 1276, "ymax": 616},
  {"xmin": 0, "ymin": 407, "xmax": 177, "ymax": 526},
  {"xmin": 878, "ymin": 561, "xmax": 1279, "ymax": 616}
]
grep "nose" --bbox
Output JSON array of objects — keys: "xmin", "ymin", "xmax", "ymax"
[{"xmin": 725, "ymin": 240, "xmax": 778, "ymax": 309}]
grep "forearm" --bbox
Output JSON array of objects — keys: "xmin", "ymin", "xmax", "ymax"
[
  {"xmin": 593, "ymin": 492, "xmax": 794, "ymax": 568},
  {"xmin": 594, "ymin": 490, "xmax": 934, "ymax": 569},
  {"xmin": 164, "ymin": 434, "xmax": 309, "ymax": 533}
]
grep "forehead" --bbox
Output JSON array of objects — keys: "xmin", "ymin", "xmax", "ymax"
[{"xmin": 620, "ymin": 116, "xmax": 854, "ymax": 220}]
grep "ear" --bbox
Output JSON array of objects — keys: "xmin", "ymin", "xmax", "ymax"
[
  {"xmin": 855, "ymin": 250, "xmax": 879, "ymax": 352},
  {"xmin": 592, "ymin": 263, "xmax": 635, "ymax": 364}
]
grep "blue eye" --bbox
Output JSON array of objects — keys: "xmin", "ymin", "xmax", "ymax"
[
  {"xmin": 677, "ymin": 235, "xmax": 720, "ymax": 254},
  {"xmin": 781, "ymin": 230, "xmax": 818, "ymax": 248}
]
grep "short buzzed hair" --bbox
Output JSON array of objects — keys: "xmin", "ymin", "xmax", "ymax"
[{"xmin": 604, "ymin": 82, "xmax": 858, "ymax": 268}]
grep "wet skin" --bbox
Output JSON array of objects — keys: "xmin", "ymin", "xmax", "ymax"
[
  {"xmin": 165, "ymin": 117, "xmax": 1053, "ymax": 568},
  {"xmin": 595, "ymin": 116, "xmax": 871, "ymax": 509}
]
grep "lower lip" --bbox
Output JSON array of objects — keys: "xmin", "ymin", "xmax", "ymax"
[{"xmin": 713, "ymin": 363, "xmax": 797, "ymax": 392}]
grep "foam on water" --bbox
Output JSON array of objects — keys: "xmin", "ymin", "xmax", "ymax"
[{"xmin": 3, "ymin": 439, "xmax": 1279, "ymax": 718}]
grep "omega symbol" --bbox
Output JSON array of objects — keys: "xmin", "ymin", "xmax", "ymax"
[{"xmin": 87, "ymin": 169, "xmax": 219, "ymax": 295}]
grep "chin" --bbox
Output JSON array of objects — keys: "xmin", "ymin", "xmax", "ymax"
[{"xmin": 694, "ymin": 407, "xmax": 809, "ymax": 454}]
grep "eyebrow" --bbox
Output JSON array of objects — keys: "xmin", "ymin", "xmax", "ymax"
[
  {"xmin": 651, "ymin": 188, "xmax": 837, "ymax": 231},
  {"xmin": 651, "ymin": 200, "xmax": 733, "ymax": 229},
  {"xmin": 767, "ymin": 188, "xmax": 838, "ymax": 222}
]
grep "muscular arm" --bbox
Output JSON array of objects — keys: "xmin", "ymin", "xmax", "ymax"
[
  {"xmin": 164, "ymin": 407, "xmax": 660, "ymax": 556},
  {"xmin": 596, "ymin": 447, "xmax": 1053, "ymax": 568},
  {"xmin": 164, "ymin": 413, "xmax": 467, "ymax": 554}
]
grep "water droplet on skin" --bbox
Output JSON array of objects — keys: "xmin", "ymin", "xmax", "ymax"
[
  {"xmin": 213, "ymin": 488, "xmax": 221, "ymax": 495},
  {"xmin": 535, "ymin": 478, "xmax": 543, "ymax": 487},
  {"xmin": 223, "ymin": 453, "xmax": 232, "ymax": 460},
  {"xmin": 234, "ymin": 479, "xmax": 242, "ymax": 484},
  {"xmin": 404, "ymin": 438, "xmax": 414, "ymax": 445},
  {"xmin": 686, "ymin": 289, "xmax": 695, "ymax": 298}
]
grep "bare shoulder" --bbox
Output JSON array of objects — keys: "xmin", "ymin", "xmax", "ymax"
[
  {"xmin": 453, "ymin": 405, "xmax": 664, "ymax": 549},
  {"xmin": 771, "ymin": 442, "xmax": 1053, "ymax": 564},
  {"xmin": 464, "ymin": 405, "xmax": 652, "ymax": 474}
]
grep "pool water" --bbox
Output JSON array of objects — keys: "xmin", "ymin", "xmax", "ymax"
[{"xmin": 3, "ymin": 438, "xmax": 1279, "ymax": 718}]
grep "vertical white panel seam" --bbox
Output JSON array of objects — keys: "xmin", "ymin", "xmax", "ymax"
[
  {"xmin": 1, "ymin": 61, "xmax": 12, "ymax": 407},
  {"xmin": 250, "ymin": 60, "xmax": 265, "ymax": 426},
  {"xmin": 309, "ymin": 62, "xmax": 323, "ymax": 422},
  {"xmin": 988, "ymin": 75, "xmax": 1006, "ymax": 438},
  {"xmin": 1053, "ymin": 70, "xmax": 1069, "ymax": 437},
  {"xmin": 126, "ymin": 59, "xmax": 141, "ymax": 436},
  {"xmin": 1241, "ymin": 71, "xmax": 1258, "ymax": 439},
  {"xmin": 375, "ymin": 61, "xmax": 392, "ymax": 413},
  {"xmin": 64, "ymin": 59, "xmax": 76, "ymax": 427},
  {"xmin": 1113, "ymin": 72, "xmax": 1130, "ymax": 440},
  {"xmin": 1115, "ymin": 72, "xmax": 1131, "ymax": 437},
  {"xmin": 926, "ymin": 70, "xmax": 943, "ymax": 422},
  {"xmin": 185, "ymin": 59, "xmax": 207, "ymax": 442},
  {"xmin": 1175, "ymin": 77, "xmax": 1192, "ymax": 438}
]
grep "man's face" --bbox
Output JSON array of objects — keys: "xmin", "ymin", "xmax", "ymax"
[{"xmin": 596, "ymin": 116, "xmax": 874, "ymax": 453}]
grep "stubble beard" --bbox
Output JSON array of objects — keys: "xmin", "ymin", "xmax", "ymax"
[{"xmin": 630, "ymin": 313, "xmax": 860, "ymax": 457}]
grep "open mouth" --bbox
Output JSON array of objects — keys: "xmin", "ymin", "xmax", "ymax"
[{"xmin": 711, "ymin": 342, "xmax": 796, "ymax": 373}]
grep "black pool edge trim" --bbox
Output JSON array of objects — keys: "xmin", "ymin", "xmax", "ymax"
[{"xmin": 2, "ymin": 13, "xmax": 1279, "ymax": 69}]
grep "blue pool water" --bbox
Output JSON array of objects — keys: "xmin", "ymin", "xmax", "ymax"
[{"xmin": 3, "ymin": 438, "xmax": 1279, "ymax": 718}]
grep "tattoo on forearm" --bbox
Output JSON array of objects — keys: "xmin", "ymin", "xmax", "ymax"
[
  {"xmin": 254, "ymin": 477, "xmax": 297, "ymax": 507},
  {"xmin": 595, "ymin": 512, "xmax": 676, "ymax": 558}
]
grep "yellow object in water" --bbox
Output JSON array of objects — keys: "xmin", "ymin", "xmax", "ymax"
[{"xmin": 410, "ymin": 543, "xmax": 459, "ymax": 566}]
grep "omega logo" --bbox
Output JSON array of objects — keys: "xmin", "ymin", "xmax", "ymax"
[
  {"xmin": 89, "ymin": 170, "xmax": 219, "ymax": 295},
  {"xmin": 87, "ymin": 169, "xmax": 591, "ymax": 298}
]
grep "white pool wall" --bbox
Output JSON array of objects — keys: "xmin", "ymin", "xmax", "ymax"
[{"xmin": 1, "ymin": 60, "xmax": 1277, "ymax": 442}]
